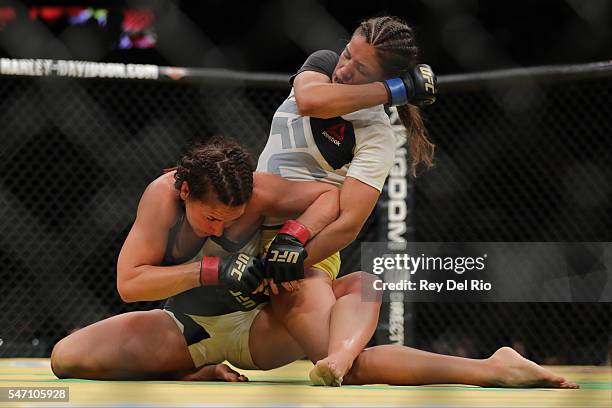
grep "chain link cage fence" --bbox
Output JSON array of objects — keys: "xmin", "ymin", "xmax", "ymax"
[
  {"xmin": 376, "ymin": 64, "xmax": 612, "ymax": 365},
  {"xmin": 0, "ymin": 60, "xmax": 610, "ymax": 366}
]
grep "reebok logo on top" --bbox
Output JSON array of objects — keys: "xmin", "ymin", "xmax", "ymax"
[
  {"xmin": 322, "ymin": 123, "xmax": 346, "ymax": 146},
  {"xmin": 327, "ymin": 124, "xmax": 346, "ymax": 141}
]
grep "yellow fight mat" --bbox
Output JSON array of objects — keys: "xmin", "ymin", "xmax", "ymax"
[{"xmin": 0, "ymin": 359, "xmax": 610, "ymax": 407}]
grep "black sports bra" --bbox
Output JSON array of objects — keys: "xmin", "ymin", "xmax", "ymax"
[{"xmin": 162, "ymin": 203, "xmax": 202, "ymax": 265}]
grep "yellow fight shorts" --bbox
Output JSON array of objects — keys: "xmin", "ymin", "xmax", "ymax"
[
  {"xmin": 163, "ymin": 306, "xmax": 263, "ymax": 369},
  {"xmin": 261, "ymin": 227, "xmax": 340, "ymax": 280}
]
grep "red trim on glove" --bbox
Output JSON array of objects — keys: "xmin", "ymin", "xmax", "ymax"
[
  {"xmin": 200, "ymin": 256, "xmax": 220, "ymax": 286},
  {"xmin": 279, "ymin": 220, "xmax": 310, "ymax": 245}
]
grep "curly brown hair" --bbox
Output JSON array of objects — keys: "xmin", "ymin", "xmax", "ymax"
[{"xmin": 170, "ymin": 137, "xmax": 254, "ymax": 206}]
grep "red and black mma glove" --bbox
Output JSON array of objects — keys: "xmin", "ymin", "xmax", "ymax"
[
  {"xmin": 200, "ymin": 253, "xmax": 265, "ymax": 293},
  {"xmin": 383, "ymin": 64, "xmax": 437, "ymax": 108},
  {"xmin": 265, "ymin": 220, "xmax": 310, "ymax": 283}
]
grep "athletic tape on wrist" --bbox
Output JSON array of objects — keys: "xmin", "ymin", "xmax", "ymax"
[
  {"xmin": 384, "ymin": 77, "xmax": 408, "ymax": 106},
  {"xmin": 279, "ymin": 220, "xmax": 310, "ymax": 245},
  {"xmin": 200, "ymin": 256, "xmax": 220, "ymax": 286}
]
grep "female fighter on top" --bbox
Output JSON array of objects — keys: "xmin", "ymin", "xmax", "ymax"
[{"xmin": 256, "ymin": 15, "xmax": 578, "ymax": 388}]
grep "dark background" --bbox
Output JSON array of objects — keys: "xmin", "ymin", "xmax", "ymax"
[
  {"xmin": 1, "ymin": 0, "xmax": 611, "ymax": 74},
  {"xmin": 0, "ymin": 0, "xmax": 610, "ymax": 364}
]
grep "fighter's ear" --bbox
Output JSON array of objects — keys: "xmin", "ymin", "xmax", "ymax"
[{"xmin": 180, "ymin": 181, "xmax": 190, "ymax": 201}]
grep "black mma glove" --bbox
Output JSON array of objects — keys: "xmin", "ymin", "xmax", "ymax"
[
  {"xmin": 200, "ymin": 253, "xmax": 265, "ymax": 294},
  {"xmin": 383, "ymin": 64, "xmax": 437, "ymax": 108},
  {"xmin": 265, "ymin": 220, "xmax": 310, "ymax": 284}
]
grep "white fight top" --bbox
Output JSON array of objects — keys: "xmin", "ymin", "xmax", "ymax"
[{"xmin": 256, "ymin": 89, "xmax": 395, "ymax": 193}]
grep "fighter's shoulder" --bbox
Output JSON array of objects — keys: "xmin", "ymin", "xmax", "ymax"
[
  {"xmin": 251, "ymin": 172, "xmax": 279, "ymax": 206},
  {"xmin": 341, "ymin": 107, "xmax": 393, "ymax": 146},
  {"xmin": 139, "ymin": 172, "xmax": 180, "ymax": 226},
  {"xmin": 144, "ymin": 172, "xmax": 177, "ymax": 198},
  {"xmin": 342, "ymin": 104, "xmax": 392, "ymax": 128}
]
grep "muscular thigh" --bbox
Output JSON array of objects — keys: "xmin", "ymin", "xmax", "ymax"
[
  {"xmin": 271, "ymin": 268, "xmax": 335, "ymax": 315},
  {"xmin": 54, "ymin": 309, "xmax": 194, "ymax": 373},
  {"xmin": 332, "ymin": 270, "xmax": 381, "ymax": 300},
  {"xmin": 248, "ymin": 305, "xmax": 305, "ymax": 370},
  {"xmin": 269, "ymin": 268, "xmax": 337, "ymax": 362}
]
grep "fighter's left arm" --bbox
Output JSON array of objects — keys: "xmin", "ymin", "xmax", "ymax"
[
  {"xmin": 223, "ymin": 172, "xmax": 339, "ymax": 243},
  {"xmin": 302, "ymin": 176, "xmax": 379, "ymax": 269},
  {"xmin": 256, "ymin": 172, "xmax": 340, "ymax": 236}
]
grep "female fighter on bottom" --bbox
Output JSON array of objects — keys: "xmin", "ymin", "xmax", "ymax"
[
  {"xmin": 50, "ymin": 138, "xmax": 577, "ymax": 388},
  {"xmin": 50, "ymin": 138, "xmax": 342, "ymax": 381}
]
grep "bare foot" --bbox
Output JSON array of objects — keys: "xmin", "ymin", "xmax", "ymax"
[
  {"xmin": 177, "ymin": 363, "xmax": 248, "ymax": 382},
  {"xmin": 309, "ymin": 355, "xmax": 352, "ymax": 387},
  {"xmin": 487, "ymin": 347, "xmax": 579, "ymax": 389}
]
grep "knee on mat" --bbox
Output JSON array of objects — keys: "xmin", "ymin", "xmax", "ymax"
[
  {"xmin": 50, "ymin": 337, "xmax": 84, "ymax": 379},
  {"xmin": 50, "ymin": 340, "xmax": 69, "ymax": 378}
]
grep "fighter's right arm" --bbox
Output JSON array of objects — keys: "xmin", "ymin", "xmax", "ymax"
[
  {"xmin": 293, "ymin": 51, "xmax": 436, "ymax": 118},
  {"xmin": 289, "ymin": 50, "xmax": 388, "ymax": 119},
  {"xmin": 293, "ymin": 71, "xmax": 388, "ymax": 119},
  {"xmin": 116, "ymin": 180, "xmax": 201, "ymax": 302}
]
